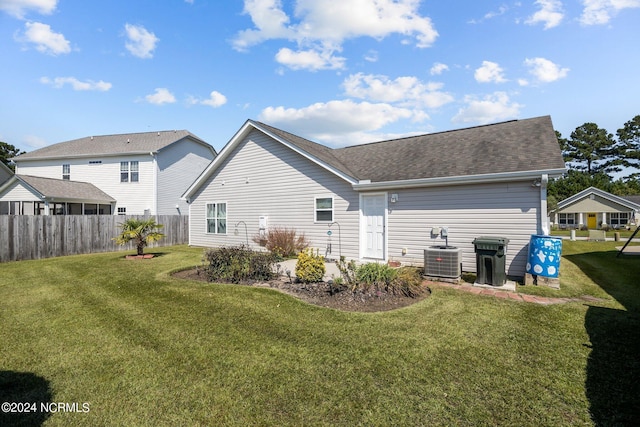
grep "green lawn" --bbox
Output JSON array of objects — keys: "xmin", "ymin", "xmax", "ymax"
[{"xmin": 1, "ymin": 244, "xmax": 638, "ymax": 426}]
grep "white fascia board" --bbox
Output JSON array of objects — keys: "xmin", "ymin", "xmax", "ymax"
[
  {"xmin": 352, "ymin": 168, "xmax": 567, "ymax": 191},
  {"xmin": 12, "ymin": 151, "xmax": 159, "ymax": 163}
]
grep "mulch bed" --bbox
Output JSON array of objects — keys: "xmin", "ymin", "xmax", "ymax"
[{"xmin": 172, "ymin": 268, "xmax": 431, "ymax": 312}]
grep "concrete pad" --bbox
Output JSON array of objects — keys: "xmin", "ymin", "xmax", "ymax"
[
  {"xmin": 616, "ymin": 245, "xmax": 640, "ymax": 255},
  {"xmin": 473, "ymin": 280, "xmax": 517, "ymax": 292}
]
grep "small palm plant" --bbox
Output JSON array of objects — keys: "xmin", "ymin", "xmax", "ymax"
[{"xmin": 114, "ymin": 218, "xmax": 165, "ymax": 256}]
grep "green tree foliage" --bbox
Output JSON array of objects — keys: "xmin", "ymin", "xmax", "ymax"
[
  {"xmin": 562, "ymin": 123, "xmax": 618, "ymax": 175},
  {"xmin": 617, "ymin": 115, "xmax": 640, "ymax": 177},
  {"xmin": 0, "ymin": 141, "xmax": 25, "ymax": 171},
  {"xmin": 113, "ymin": 218, "xmax": 165, "ymax": 255},
  {"xmin": 549, "ymin": 117, "xmax": 640, "ymax": 201}
]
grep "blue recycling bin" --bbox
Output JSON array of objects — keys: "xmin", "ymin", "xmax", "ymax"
[{"xmin": 526, "ymin": 235, "xmax": 562, "ymax": 278}]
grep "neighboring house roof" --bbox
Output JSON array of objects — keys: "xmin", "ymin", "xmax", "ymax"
[
  {"xmin": 622, "ymin": 195, "xmax": 640, "ymax": 206},
  {"xmin": 184, "ymin": 115, "xmax": 566, "ymax": 199},
  {"xmin": 11, "ymin": 130, "xmax": 215, "ymax": 161},
  {"xmin": 2, "ymin": 175, "xmax": 115, "ymax": 203},
  {"xmin": 556, "ymin": 186, "xmax": 640, "ymax": 212},
  {"xmin": 0, "ymin": 161, "xmax": 13, "ymax": 185}
]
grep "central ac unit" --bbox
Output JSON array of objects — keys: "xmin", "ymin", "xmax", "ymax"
[{"xmin": 424, "ymin": 246, "xmax": 462, "ymax": 278}]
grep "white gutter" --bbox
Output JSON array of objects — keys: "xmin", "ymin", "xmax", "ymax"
[{"xmin": 352, "ymin": 168, "xmax": 566, "ymax": 191}]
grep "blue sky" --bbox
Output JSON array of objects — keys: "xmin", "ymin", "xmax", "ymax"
[{"xmin": 1, "ymin": 0, "xmax": 639, "ymax": 154}]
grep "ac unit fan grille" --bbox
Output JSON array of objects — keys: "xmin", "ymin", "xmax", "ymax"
[{"xmin": 424, "ymin": 246, "xmax": 462, "ymax": 278}]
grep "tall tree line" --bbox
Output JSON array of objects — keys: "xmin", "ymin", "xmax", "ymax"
[{"xmin": 548, "ymin": 115, "xmax": 640, "ymax": 208}]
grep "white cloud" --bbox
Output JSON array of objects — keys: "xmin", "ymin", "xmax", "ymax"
[
  {"xmin": 474, "ymin": 61, "xmax": 507, "ymax": 83},
  {"xmin": 0, "ymin": 0, "xmax": 57, "ymax": 19},
  {"xmin": 275, "ymin": 47, "xmax": 345, "ymax": 71},
  {"xmin": 526, "ymin": 0, "xmax": 564, "ymax": 29},
  {"xmin": 20, "ymin": 21, "xmax": 70, "ymax": 55},
  {"xmin": 364, "ymin": 49, "xmax": 378, "ymax": 62},
  {"xmin": 22, "ymin": 134, "xmax": 48, "ymax": 150},
  {"xmin": 144, "ymin": 88, "xmax": 176, "ymax": 105},
  {"xmin": 580, "ymin": 0, "xmax": 640, "ymax": 25},
  {"xmin": 524, "ymin": 57, "xmax": 569, "ymax": 83},
  {"xmin": 188, "ymin": 90, "xmax": 227, "ymax": 108},
  {"xmin": 124, "ymin": 23, "xmax": 159, "ymax": 59},
  {"xmin": 233, "ymin": 0, "xmax": 438, "ymax": 71},
  {"xmin": 40, "ymin": 76, "xmax": 112, "ymax": 91},
  {"xmin": 259, "ymin": 99, "xmax": 425, "ymax": 145},
  {"xmin": 343, "ymin": 73, "xmax": 454, "ymax": 109},
  {"xmin": 453, "ymin": 92, "xmax": 522, "ymax": 124},
  {"xmin": 468, "ymin": 4, "xmax": 509, "ymax": 24},
  {"xmin": 430, "ymin": 62, "xmax": 449, "ymax": 75}
]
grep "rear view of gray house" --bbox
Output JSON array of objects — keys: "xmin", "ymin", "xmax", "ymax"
[{"xmin": 183, "ymin": 116, "xmax": 566, "ymax": 278}]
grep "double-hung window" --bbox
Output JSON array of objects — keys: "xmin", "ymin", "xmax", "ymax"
[
  {"xmin": 206, "ymin": 202, "xmax": 227, "ymax": 234},
  {"xmin": 315, "ymin": 197, "xmax": 333, "ymax": 222},
  {"xmin": 120, "ymin": 161, "xmax": 139, "ymax": 182},
  {"xmin": 607, "ymin": 212, "xmax": 629, "ymax": 227},
  {"xmin": 62, "ymin": 164, "xmax": 70, "ymax": 180}
]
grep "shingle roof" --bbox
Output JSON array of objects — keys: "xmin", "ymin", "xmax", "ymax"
[
  {"xmin": 17, "ymin": 175, "xmax": 115, "ymax": 202},
  {"xmin": 13, "ymin": 130, "xmax": 210, "ymax": 160},
  {"xmin": 258, "ymin": 116, "xmax": 565, "ymax": 183},
  {"xmin": 621, "ymin": 195, "xmax": 640, "ymax": 206}
]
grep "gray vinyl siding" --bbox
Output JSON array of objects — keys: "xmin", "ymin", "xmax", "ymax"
[
  {"xmin": 383, "ymin": 181, "xmax": 541, "ymax": 277},
  {"xmin": 188, "ymin": 130, "xmax": 360, "ymax": 259},
  {"xmin": 156, "ymin": 138, "xmax": 215, "ymax": 215}
]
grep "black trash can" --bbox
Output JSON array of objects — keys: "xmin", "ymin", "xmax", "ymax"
[{"xmin": 473, "ymin": 236, "xmax": 509, "ymax": 286}]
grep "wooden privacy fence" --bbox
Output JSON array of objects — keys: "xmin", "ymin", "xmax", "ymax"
[{"xmin": 0, "ymin": 215, "xmax": 189, "ymax": 263}]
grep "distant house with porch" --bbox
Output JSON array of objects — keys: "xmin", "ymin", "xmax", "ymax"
[
  {"xmin": 550, "ymin": 187, "xmax": 640, "ymax": 229},
  {"xmin": 3, "ymin": 130, "xmax": 216, "ymax": 215},
  {"xmin": 0, "ymin": 174, "xmax": 115, "ymax": 215}
]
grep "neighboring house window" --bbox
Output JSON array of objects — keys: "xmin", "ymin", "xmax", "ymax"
[
  {"xmin": 315, "ymin": 197, "xmax": 333, "ymax": 222},
  {"xmin": 120, "ymin": 162, "xmax": 129, "ymax": 182},
  {"xmin": 206, "ymin": 202, "xmax": 227, "ymax": 234},
  {"xmin": 558, "ymin": 213, "xmax": 575, "ymax": 226},
  {"xmin": 607, "ymin": 212, "xmax": 629, "ymax": 227},
  {"xmin": 117, "ymin": 207, "xmax": 127, "ymax": 215},
  {"xmin": 130, "ymin": 161, "xmax": 139, "ymax": 182},
  {"xmin": 89, "ymin": 160, "xmax": 102, "ymax": 165},
  {"xmin": 120, "ymin": 161, "xmax": 139, "ymax": 182},
  {"xmin": 62, "ymin": 164, "xmax": 70, "ymax": 180}
]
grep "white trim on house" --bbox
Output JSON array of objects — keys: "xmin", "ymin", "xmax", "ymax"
[{"xmin": 353, "ymin": 169, "xmax": 566, "ymax": 191}]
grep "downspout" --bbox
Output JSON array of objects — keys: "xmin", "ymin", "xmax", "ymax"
[
  {"xmin": 150, "ymin": 152, "xmax": 158, "ymax": 215},
  {"xmin": 540, "ymin": 174, "xmax": 549, "ymax": 235}
]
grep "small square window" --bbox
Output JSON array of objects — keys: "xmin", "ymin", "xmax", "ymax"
[
  {"xmin": 315, "ymin": 197, "xmax": 333, "ymax": 222},
  {"xmin": 117, "ymin": 207, "xmax": 127, "ymax": 215}
]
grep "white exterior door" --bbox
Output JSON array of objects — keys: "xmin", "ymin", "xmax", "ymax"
[{"xmin": 361, "ymin": 194, "xmax": 386, "ymax": 259}]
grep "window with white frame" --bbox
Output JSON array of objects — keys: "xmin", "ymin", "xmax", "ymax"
[
  {"xmin": 315, "ymin": 197, "xmax": 333, "ymax": 222},
  {"xmin": 120, "ymin": 161, "xmax": 139, "ymax": 183},
  {"xmin": 558, "ymin": 213, "xmax": 576, "ymax": 226},
  {"xmin": 607, "ymin": 212, "xmax": 629, "ymax": 227},
  {"xmin": 62, "ymin": 164, "xmax": 70, "ymax": 180},
  {"xmin": 206, "ymin": 202, "xmax": 227, "ymax": 234},
  {"xmin": 117, "ymin": 207, "xmax": 127, "ymax": 215}
]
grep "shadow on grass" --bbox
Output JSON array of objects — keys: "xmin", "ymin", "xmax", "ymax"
[
  {"xmin": 565, "ymin": 251, "xmax": 640, "ymax": 426},
  {"xmin": 0, "ymin": 371, "xmax": 52, "ymax": 426}
]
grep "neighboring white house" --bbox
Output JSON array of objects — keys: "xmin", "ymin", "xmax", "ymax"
[
  {"xmin": 182, "ymin": 116, "xmax": 566, "ymax": 278},
  {"xmin": 550, "ymin": 187, "xmax": 640, "ymax": 229},
  {"xmin": 4, "ymin": 130, "xmax": 216, "ymax": 215}
]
